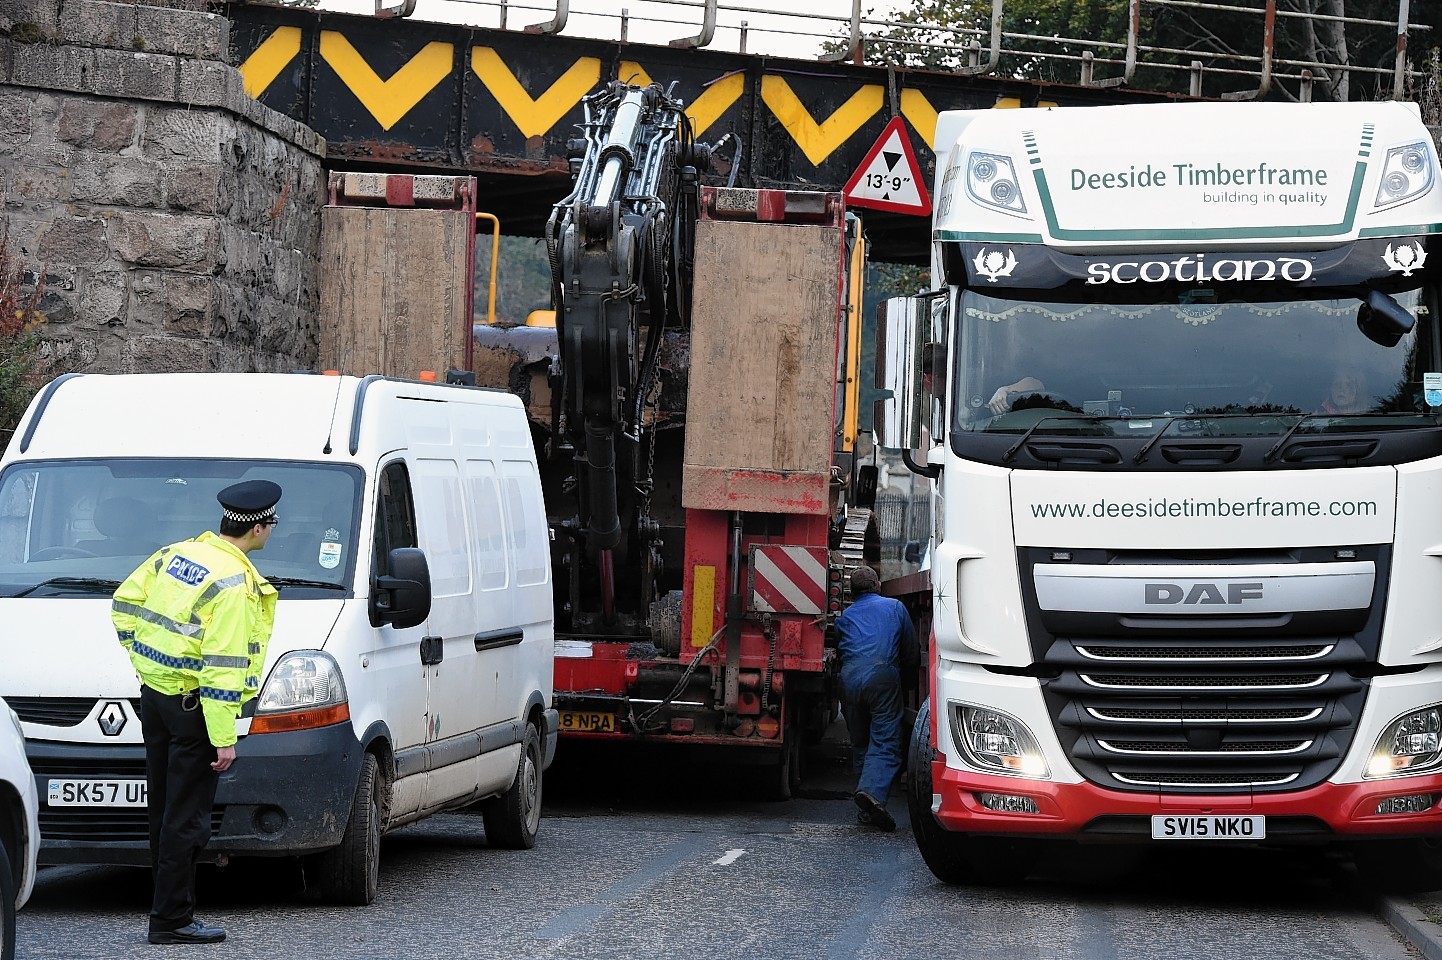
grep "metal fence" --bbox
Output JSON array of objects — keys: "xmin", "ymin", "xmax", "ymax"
[{"xmin": 366, "ymin": 0, "xmax": 1431, "ymax": 104}]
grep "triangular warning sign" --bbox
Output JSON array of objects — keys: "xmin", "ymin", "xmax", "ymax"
[{"xmin": 843, "ymin": 116, "xmax": 930, "ymax": 216}]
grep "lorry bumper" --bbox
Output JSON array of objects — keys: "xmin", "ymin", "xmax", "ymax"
[
  {"xmin": 33, "ymin": 722, "xmax": 363, "ymax": 865},
  {"xmin": 931, "ymin": 760, "xmax": 1442, "ymax": 841}
]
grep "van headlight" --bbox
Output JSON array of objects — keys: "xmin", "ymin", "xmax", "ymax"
[
  {"xmin": 1365, "ymin": 705, "xmax": 1442, "ymax": 778},
  {"xmin": 949, "ymin": 702, "xmax": 1050, "ymax": 779},
  {"xmin": 1374, "ymin": 142, "xmax": 1434, "ymax": 210},
  {"xmin": 966, "ymin": 152, "xmax": 1028, "ymax": 217},
  {"xmin": 250, "ymin": 651, "xmax": 350, "ymax": 734}
]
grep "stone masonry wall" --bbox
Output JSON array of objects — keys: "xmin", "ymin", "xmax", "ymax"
[{"xmin": 0, "ymin": 0, "xmax": 325, "ymax": 374}]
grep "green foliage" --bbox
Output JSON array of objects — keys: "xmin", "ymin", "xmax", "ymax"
[
  {"xmin": 0, "ymin": 225, "xmax": 46, "ymax": 442},
  {"xmin": 850, "ymin": 0, "xmax": 1429, "ymax": 101},
  {"xmin": 473, "ymin": 234, "xmax": 553, "ymax": 325}
]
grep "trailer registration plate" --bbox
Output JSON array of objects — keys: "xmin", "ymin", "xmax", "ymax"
[
  {"xmin": 1151, "ymin": 815, "xmax": 1265, "ymax": 840},
  {"xmin": 48, "ymin": 778, "xmax": 147, "ymax": 807},
  {"xmin": 559, "ymin": 711, "xmax": 616, "ymax": 733}
]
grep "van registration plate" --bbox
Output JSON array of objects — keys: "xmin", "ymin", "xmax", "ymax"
[
  {"xmin": 1151, "ymin": 815, "xmax": 1265, "ymax": 840},
  {"xmin": 47, "ymin": 778, "xmax": 148, "ymax": 807},
  {"xmin": 559, "ymin": 711, "xmax": 616, "ymax": 733}
]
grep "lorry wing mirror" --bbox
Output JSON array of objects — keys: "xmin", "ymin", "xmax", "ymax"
[
  {"xmin": 1357, "ymin": 289, "xmax": 1414, "ymax": 348},
  {"xmin": 371, "ymin": 546, "xmax": 432, "ymax": 629},
  {"xmin": 875, "ymin": 295, "xmax": 945, "ymax": 479},
  {"xmin": 874, "ymin": 296, "xmax": 926, "ymax": 452}
]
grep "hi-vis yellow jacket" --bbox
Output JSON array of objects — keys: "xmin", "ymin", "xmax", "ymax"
[{"xmin": 112, "ymin": 532, "xmax": 277, "ymax": 747}]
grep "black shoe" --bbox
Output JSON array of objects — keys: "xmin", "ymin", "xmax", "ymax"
[
  {"xmin": 148, "ymin": 920, "xmax": 226, "ymax": 944},
  {"xmin": 854, "ymin": 791, "xmax": 896, "ymax": 832}
]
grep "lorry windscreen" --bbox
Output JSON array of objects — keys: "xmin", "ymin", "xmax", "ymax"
[
  {"xmin": 0, "ymin": 459, "xmax": 363, "ymax": 597},
  {"xmin": 953, "ymin": 286, "xmax": 1436, "ymax": 439}
]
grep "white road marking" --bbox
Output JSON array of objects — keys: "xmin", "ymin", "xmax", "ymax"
[{"xmin": 713, "ymin": 848, "xmax": 746, "ymax": 866}]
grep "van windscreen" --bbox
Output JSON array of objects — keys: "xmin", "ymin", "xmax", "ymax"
[{"xmin": 0, "ymin": 459, "xmax": 364, "ymax": 598}]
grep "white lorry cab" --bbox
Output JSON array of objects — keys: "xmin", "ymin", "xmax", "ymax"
[
  {"xmin": 878, "ymin": 101, "xmax": 1442, "ymax": 889},
  {"xmin": 0, "ymin": 372, "xmax": 557, "ymax": 904}
]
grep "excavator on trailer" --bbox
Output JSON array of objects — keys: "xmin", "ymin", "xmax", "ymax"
[{"xmin": 478, "ymin": 79, "xmax": 877, "ymax": 796}]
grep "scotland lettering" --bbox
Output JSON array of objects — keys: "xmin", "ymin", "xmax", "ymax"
[
  {"xmin": 1070, "ymin": 162, "xmax": 1330, "ymax": 190},
  {"xmin": 1086, "ymin": 254, "xmax": 1313, "ymax": 285}
]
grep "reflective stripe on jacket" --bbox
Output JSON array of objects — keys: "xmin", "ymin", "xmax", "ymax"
[{"xmin": 112, "ymin": 531, "xmax": 277, "ymax": 747}]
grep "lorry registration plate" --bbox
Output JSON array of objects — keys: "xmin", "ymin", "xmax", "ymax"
[
  {"xmin": 1151, "ymin": 815, "xmax": 1265, "ymax": 840},
  {"xmin": 559, "ymin": 711, "xmax": 615, "ymax": 733},
  {"xmin": 47, "ymin": 778, "xmax": 148, "ymax": 807}
]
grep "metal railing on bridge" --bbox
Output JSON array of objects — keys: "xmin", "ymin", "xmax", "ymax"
[{"xmin": 363, "ymin": 0, "xmax": 1429, "ymax": 104}]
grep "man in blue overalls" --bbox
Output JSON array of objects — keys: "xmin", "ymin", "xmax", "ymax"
[{"xmin": 834, "ymin": 565, "xmax": 918, "ymax": 832}]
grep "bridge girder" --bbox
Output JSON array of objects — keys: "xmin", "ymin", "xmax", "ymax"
[{"xmin": 228, "ymin": 4, "xmax": 1184, "ymax": 261}]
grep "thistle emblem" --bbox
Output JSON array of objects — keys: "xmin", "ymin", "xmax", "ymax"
[
  {"xmin": 973, "ymin": 247, "xmax": 1018, "ymax": 282},
  {"xmin": 1382, "ymin": 241, "xmax": 1427, "ymax": 276}
]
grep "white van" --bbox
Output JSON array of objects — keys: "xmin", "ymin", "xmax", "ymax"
[{"xmin": 0, "ymin": 373, "xmax": 557, "ymax": 905}]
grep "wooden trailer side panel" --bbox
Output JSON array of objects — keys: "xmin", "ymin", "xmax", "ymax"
[
  {"xmin": 682, "ymin": 218, "xmax": 843, "ymax": 515},
  {"xmin": 318, "ymin": 206, "xmax": 472, "ymax": 378}
]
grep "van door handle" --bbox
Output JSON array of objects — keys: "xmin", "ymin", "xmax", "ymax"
[
  {"xmin": 474, "ymin": 630, "xmax": 524, "ymax": 652},
  {"xmin": 419, "ymin": 636, "xmax": 444, "ymax": 665}
]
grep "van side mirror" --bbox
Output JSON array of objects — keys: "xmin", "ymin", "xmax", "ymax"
[
  {"xmin": 1357, "ymin": 289, "xmax": 1414, "ymax": 348},
  {"xmin": 370, "ymin": 547, "xmax": 432, "ymax": 629}
]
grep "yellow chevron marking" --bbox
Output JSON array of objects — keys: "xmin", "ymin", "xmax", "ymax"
[
  {"xmin": 472, "ymin": 48, "xmax": 600, "ymax": 139},
  {"xmin": 618, "ymin": 61, "xmax": 653, "ymax": 87},
  {"xmin": 760, "ymin": 76, "xmax": 883, "ymax": 167},
  {"xmin": 239, "ymin": 26, "xmax": 302, "ymax": 100},
  {"xmin": 994, "ymin": 97, "xmax": 1060, "ymax": 109},
  {"xmin": 899, "ymin": 88, "xmax": 937, "ymax": 149},
  {"xmin": 618, "ymin": 63, "xmax": 745, "ymax": 139},
  {"xmin": 319, "ymin": 32, "xmax": 453, "ymax": 131},
  {"xmin": 687, "ymin": 73, "xmax": 746, "ymax": 138}
]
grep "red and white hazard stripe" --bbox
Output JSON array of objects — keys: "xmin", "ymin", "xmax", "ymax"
[{"xmin": 749, "ymin": 545, "xmax": 828, "ymax": 615}]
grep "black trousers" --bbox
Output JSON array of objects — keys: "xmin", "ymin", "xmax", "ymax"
[{"xmin": 139, "ymin": 684, "xmax": 219, "ymax": 933}]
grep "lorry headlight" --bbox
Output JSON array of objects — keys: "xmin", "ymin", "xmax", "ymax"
[
  {"xmin": 966, "ymin": 152, "xmax": 1028, "ymax": 216},
  {"xmin": 1373, "ymin": 142, "xmax": 1434, "ymax": 209},
  {"xmin": 1365, "ymin": 705, "xmax": 1442, "ymax": 778},
  {"xmin": 949, "ymin": 702, "xmax": 1050, "ymax": 779},
  {"xmin": 251, "ymin": 651, "xmax": 351, "ymax": 734}
]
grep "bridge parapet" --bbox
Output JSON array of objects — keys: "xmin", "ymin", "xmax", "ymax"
[{"xmin": 2, "ymin": 0, "xmax": 327, "ymax": 374}]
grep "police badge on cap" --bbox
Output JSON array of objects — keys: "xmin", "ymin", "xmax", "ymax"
[{"xmin": 217, "ymin": 480, "xmax": 282, "ymax": 524}]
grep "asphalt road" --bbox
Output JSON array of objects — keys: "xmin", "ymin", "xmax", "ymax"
[{"xmin": 12, "ymin": 744, "xmax": 1421, "ymax": 960}]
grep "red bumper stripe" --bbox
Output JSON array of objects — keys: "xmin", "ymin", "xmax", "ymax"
[{"xmin": 932, "ymin": 762, "xmax": 1442, "ymax": 837}]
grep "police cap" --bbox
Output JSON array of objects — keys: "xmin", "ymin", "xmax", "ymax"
[{"xmin": 217, "ymin": 480, "xmax": 282, "ymax": 524}]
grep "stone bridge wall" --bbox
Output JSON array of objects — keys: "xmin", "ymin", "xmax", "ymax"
[{"xmin": 0, "ymin": 0, "xmax": 325, "ymax": 375}]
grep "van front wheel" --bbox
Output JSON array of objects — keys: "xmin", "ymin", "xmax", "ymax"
[
  {"xmin": 482, "ymin": 722, "xmax": 542, "ymax": 849},
  {"xmin": 309, "ymin": 752, "xmax": 382, "ymax": 905}
]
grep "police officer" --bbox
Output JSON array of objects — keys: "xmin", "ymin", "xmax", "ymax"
[
  {"xmin": 834, "ymin": 565, "xmax": 918, "ymax": 832},
  {"xmin": 112, "ymin": 480, "xmax": 281, "ymax": 945}
]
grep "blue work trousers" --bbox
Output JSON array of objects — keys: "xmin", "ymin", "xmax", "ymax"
[{"xmin": 840, "ymin": 661, "xmax": 904, "ymax": 804}]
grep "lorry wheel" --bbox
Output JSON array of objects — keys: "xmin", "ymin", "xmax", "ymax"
[
  {"xmin": 310, "ymin": 752, "xmax": 382, "ymax": 905},
  {"xmin": 906, "ymin": 699, "xmax": 1038, "ymax": 886},
  {"xmin": 482, "ymin": 721, "xmax": 542, "ymax": 849},
  {"xmin": 1352, "ymin": 838, "xmax": 1442, "ymax": 892},
  {"xmin": 1, "ymin": 838, "xmax": 15, "ymax": 960}
]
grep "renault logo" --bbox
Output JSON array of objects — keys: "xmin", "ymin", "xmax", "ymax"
[{"xmin": 97, "ymin": 701, "xmax": 127, "ymax": 737}]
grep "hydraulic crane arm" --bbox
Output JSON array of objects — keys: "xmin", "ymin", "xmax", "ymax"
[{"xmin": 545, "ymin": 81, "xmax": 721, "ymax": 626}]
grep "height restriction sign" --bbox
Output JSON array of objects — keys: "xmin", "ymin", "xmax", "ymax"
[{"xmin": 842, "ymin": 116, "xmax": 931, "ymax": 216}]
